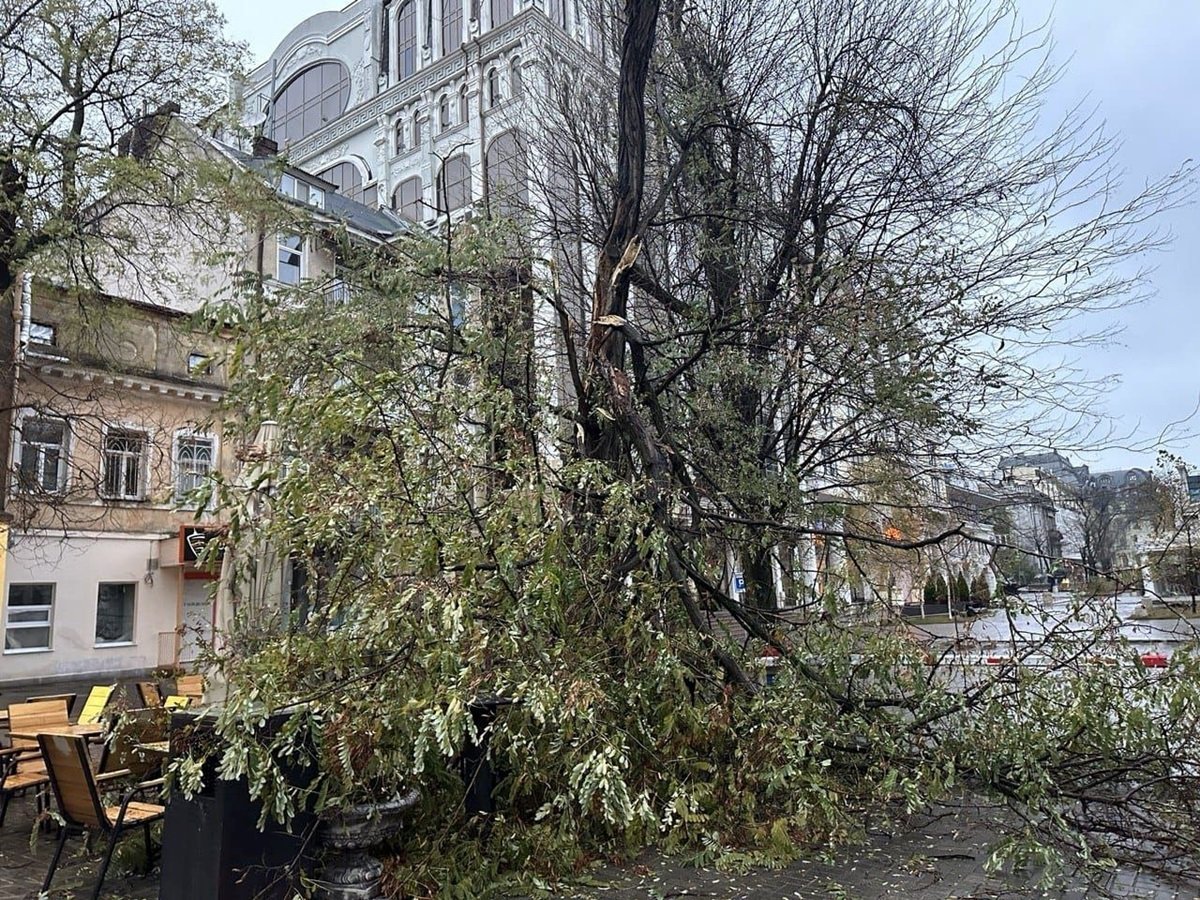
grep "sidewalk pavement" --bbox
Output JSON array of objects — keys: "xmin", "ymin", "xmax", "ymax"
[
  {"xmin": 558, "ymin": 809, "xmax": 1191, "ymax": 899},
  {"xmin": 0, "ymin": 798, "xmax": 1192, "ymax": 899},
  {"xmin": 0, "ymin": 806, "xmax": 156, "ymax": 900}
]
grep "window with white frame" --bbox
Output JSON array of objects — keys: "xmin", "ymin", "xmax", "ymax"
[
  {"xmin": 100, "ymin": 429, "xmax": 146, "ymax": 500},
  {"xmin": 29, "ymin": 321, "xmax": 56, "ymax": 345},
  {"xmin": 95, "ymin": 583, "xmax": 135, "ymax": 645},
  {"xmin": 486, "ymin": 67, "xmax": 500, "ymax": 108},
  {"xmin": 396, "ymin": 1, "xmax": 418, "ymax": 79},
  {"xmin": 5, "ymin": 583, "xmax": 54, "ymax": 652},
  {"xmin": 438, "ymin": 93, "xmax": 451, "ymax": 131},
  {"xmin": 441, "ymin": 0, "xmax": 462, "ymax": 55},
  {"xmin": 392, "ymin": 176, "xmax": 425, "ymax": 222},
  {"xmin": 16, "ymin": 416, "xmax": 67, "ymax": 493},
  {"xmin": 490, "ymin": 0, "xmax": 513, "ymax": 28},
  {"xmin": 175, "ymin": 434, "xmax": 215, "ymax": 505},
  {"xmin": 437, "ymin": 155, "xmax": 472, "ymax": 214},
  {"xmin": 278, "ymin": 234, "xmax": 303, "ymax": 285}
]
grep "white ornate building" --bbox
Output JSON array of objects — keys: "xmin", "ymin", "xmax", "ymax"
[{"xmin": 233, "ymin": 0, "xmax": 596, "ymax": 223}]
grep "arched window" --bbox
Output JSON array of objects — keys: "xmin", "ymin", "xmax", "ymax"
[
  {"xmin": 317, "ymin": 161, "xmax": 371, "ymax": 206},
  {"xmin": 510, "ymin": 57, "xmax": 523, "ymax": 98},
  {"xmin": 486, "ymin": 67, "xmax": 500, "ymax": 108},
  {"xmin": 490, "ymin": 0, "xmax": 513, "ymax": 29},
  {"xmin": 412, "ymin": 110, "xmax": 423, "ymax": 147},
  {"xmin": 396, "ymin": 1, "xmax": 418, "ymax": 80},
  {"xmin": 395, "ymin": 118, "xmax": 407, "ymax": 153},
  {"xmin": 437, "ymin": 154, "xmax": 472, "ymax": 214},
  {"xmin": 485, "ymin": 131, "xmax": 528, "ymax": 217},
  {"xmin": 438, "ymin": 94, "xmax": 451, "ymax": 131},
  {"xmin": 458, "ymin": 85, "xmax": 469, "ymax": 125},
  {"xmin": 392, "ymin": 176, "xmax": 425, "ymax": 222},
  {"xmin": 441, "ymin": 0, "xmax": 462, "ymax": 56},
  {"xmin": 272, "ymin": 61, "xmax": 351, "ymax": 145}
]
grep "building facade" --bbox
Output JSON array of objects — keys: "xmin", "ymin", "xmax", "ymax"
[
  {"xmin": 0, "ymin": 281, "xmax": 232, "ymax": 685},
  {"xmin": 0, "ymin": 115, "xmax": 406, "ymax": 687},
  {"xmin": 234, "ymin": 0, "xmax": 593, "ymax": 219}
]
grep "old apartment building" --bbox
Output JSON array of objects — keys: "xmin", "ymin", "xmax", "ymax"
[
  {"xmin": 1, "ymin": 281, "xmax": 232, "ymax": 685},
  {"xmin": 1, "ymin": 117, "xmax": 407, "ymax": 688}
]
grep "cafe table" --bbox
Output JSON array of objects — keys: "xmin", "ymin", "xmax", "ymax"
[{"xmin": 7, "ymin": 722, "xmax": 106, "ymax": 741}]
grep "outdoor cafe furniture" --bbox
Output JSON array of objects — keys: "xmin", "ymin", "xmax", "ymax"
[
  {"xmin": 38, "ymin": 732, "xmax": 165, "ymax": 900},
  {"xmin": 175, "ymin": 674, "xmax": 205, "ymax": 704},
  {"xmin": 0, "ymin": 699, "xmax": 69, "ymax": 828},
  {"xmin": 136, "ymin": 681, "xmax": 164, "ymax": 708},
  {"xmin": 8, "ymin": 721, "xmax": 105, "ymax": 741},
  {"xmin": 99, "ymin": 708, "xmax": 170, "ymax": 782},
  {"xmin": 78, "ymin": 685, "xmax": 116, "ymax": 725},
  {"xmin": 0, "ymin": 740, "xmax": 49, "ymax": 827},
  {"xmin": 7, "ymin": 698, "xmax": 72, "ymax": 743},
  {"xmin": 27, "ymin": 692, "xmax": 78, "ymax": 718}
]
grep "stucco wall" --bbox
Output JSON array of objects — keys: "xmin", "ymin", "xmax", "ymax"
[{"xmin": 1, "ymin": 532, "xmax": 186, "ymax": 683}]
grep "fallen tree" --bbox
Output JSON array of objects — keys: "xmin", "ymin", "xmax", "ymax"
[{"xmin": 196, "ymin": 0, "xmax": 1200, "ymax": 895}]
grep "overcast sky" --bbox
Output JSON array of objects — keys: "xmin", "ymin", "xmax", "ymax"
[{"xmin": 216, "ymin": 0, "xmax": 1200, "ymax": 473}]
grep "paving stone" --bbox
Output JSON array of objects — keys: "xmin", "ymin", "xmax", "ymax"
[
  {"xmin": 0, "ymin": 803, "xmax": 156, "ymax": 900},
  {"xmin": 2, "ymin": 791, "xmax": 1194, "ymax": 898}
]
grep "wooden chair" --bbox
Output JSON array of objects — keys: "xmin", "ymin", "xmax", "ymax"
[
  {"xmin": 38, "ymin": 732, "xmax": 165, "ymax": 899},
  {"xmin": 175, "ymin": 674, "xmax": 204, "ymax": 704},
  {"xmin": 78, "ymin": 685, "xmax": 116, "ymax": 726},
  {"xmin": 99, "ymin": 709, "xmax": 169, "ymax": 782},
  {"xmin": 27, "ymin": 692, "xmax": 77, "ymax": 718},
  {"xmin": 0, "ymin": 743, "xmax": 49, "ymax": 827},
  {"xmin": 0, "ymin": 699, "xmax": 66, "ymax": 827},
  {"xmin": 9, "ymin": 698, "xmax": 69, "ymax": 750},
  {"xmin": 136, "ymin": 681, "xmax": 163, "ymax": 708}
]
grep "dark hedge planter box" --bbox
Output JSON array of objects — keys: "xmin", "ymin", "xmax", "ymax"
[
  {"xmin": 158, "ymin": 710, "xmax": 316, "ymax": 900},
  {"xmin": 461, "ymin": 696, "xmax": 516, "ymax": 816}
]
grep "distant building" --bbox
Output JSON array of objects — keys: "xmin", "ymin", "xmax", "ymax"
[{"xmin": 998, "ymin": 451, "xmax": 1157, "ymax": 578}]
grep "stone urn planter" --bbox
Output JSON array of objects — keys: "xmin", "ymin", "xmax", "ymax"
[{"xmin": 315, "ymin": 789, "xmax": 420, "ymax": 900}]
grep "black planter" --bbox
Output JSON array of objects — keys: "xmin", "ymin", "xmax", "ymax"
[
  {"xmin": 158, "ymin": 711, "xmax": 316, "ymax": 900},
  {"xmin": 459, "ymin": 696, "xmax": 517, "ymax": 816}
]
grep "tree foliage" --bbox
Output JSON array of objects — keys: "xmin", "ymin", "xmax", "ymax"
[
  {"xmin": 189, "ymin": 0, "xmax": 1200, "ymax": 894},
  {"xmin": 0, "ymin": 0, "xmax": 241, "ymax": 295}
]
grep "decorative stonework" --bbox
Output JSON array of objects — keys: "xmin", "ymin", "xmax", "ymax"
[
  {"xmin": 292, "ymin": 10, "xmax": 549, "ymax": 166},
  {"xmin": 279, "ymin": 41, "xmax": 331, "ymax": 85},
  {"xmin": 311, "ymin": 142, "xmax": 353, "ymax": 171},
  {"xmin": 356, "ymin": 11, "xmax": 374, "ymax": 102}
]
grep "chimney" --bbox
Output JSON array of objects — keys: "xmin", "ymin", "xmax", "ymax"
[
  {"xmin": 116, "ymin": 101, "xmax": 182, "ymax": 160},
  {"xmin": 252, "ymin": 135, "xmax": 279, "ymax": 158}
]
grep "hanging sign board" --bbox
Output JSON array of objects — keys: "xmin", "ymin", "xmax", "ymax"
[{"xmin": 179, "ymin": 525, "xmax": 226, "ymax": 565}]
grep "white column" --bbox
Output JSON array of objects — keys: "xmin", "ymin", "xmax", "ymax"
[
  {"xmin": 827, "ymin": 538, "xmax": 851, "ymax": 606},
  {"xmin": 799, "ymin": 534, "xmax": 817, "ymax": 603}
]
